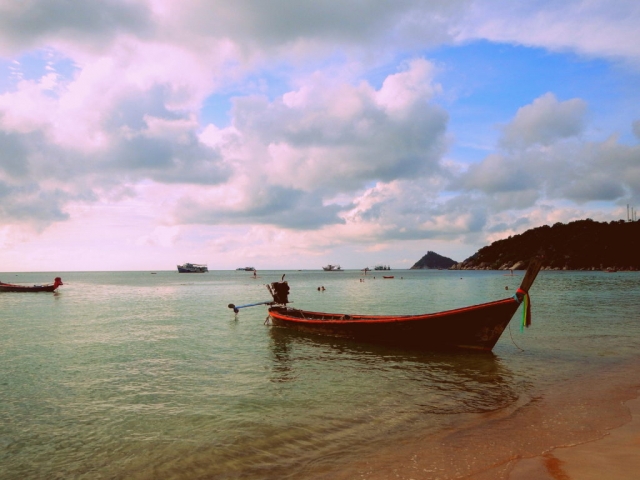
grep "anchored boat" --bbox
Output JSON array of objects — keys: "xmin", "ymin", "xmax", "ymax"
[
  {"xmin": 177, "ymin": 263, "xmax": 208, "ymax": 273},
  {"xmin": 322, "ymin": 264, "xmax": 343, "ymax": 271},
  {"xmin": 231, "ymin": 258, "xmax": 543, "ymax": 352},
  {"xmin": 0, "ymin": 277, "xmax": 63, "ymax": 293}
]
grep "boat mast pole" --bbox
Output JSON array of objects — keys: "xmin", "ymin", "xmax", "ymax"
[{"xmin": 519, "ymin": 256, "xmax": 543, "ymax": 293}]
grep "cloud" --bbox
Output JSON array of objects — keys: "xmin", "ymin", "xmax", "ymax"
[
  {"xmin": 180, "ymin": 59, "xmax": 449, "ymax": 230},
  {"xmin": 0, "ymin": 0, "xmax": 472, "ymax": 65},
  {"xmin": 0, "ymin": 0, "xmax": 152, "ymax": 54},
  {"xmin": 455, "ymin": 95, "xmax": 640, "ymax": 210},
  {"xmin": 0, "ymin": 179, "xmax": 70, "ymax": 225},
  {"xmin": 176, "ymin": 185, "xmax": 347, "ymax": 230},
  {"xmin": 0, "ymin": 53, "xmax": 231, "ymax": 226},
  {"xmin": 135, "ymin": 225, "xmax": 180, "ymax": 247},
  {"xmin": 0, "ymin": 130, "xmax": 30, "ymax": 177},
  {"xmin": 376, "ymin": 58, "xmax": 442, "ymax": 113},
  {"xmin": 633, "ymin": 120, "xmax": 640, "ymax": 139},
  {"xmin": 341, "ymin": 179, "xmax": 487, "ymax": 242},
  {"xmin": 5, "ymin": 63, "xmax": 394, "ymax": 228},
  {"xmin": 170, "ymin": 0, "xmax": 469, "ymax": 54},
  {"xmin": 458, "ymin": 0, "xmax": 640, "ymax": 64},
  {"xmin": 500, "ymin": 92, "xmax": 587, "ymax": 149},
  {"xmin": 234, "ymin": 60, "xmax": 448, "ymax": 191},
  {"xmin": 105, "ymin": 117, "xmax": 230, "ymax": 185},
  {"xmin": 543, "ymin": 137, "xmax": 640, "ymax": 203},
  {"xmin": 456, "ymin": 153, "xmax": 534, "ymax": 194}
]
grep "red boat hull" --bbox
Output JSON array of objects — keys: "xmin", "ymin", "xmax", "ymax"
[
  {"xmin": 268, "ymin": 298, "xmax": 522, "ymax": 351},
  {"xmin": 0, "ymin": 277, "xmax": 63, "ymax": 293}
]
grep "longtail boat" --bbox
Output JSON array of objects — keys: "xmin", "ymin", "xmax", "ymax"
[
  {"xmin": 231, "ymin": 259, "xmax": 543, "ymax": 351},
  {"xmin": 0, "ymin": 277, "xmax": 63, "ymax": 293}
]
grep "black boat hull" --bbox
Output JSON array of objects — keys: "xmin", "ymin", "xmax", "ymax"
[{"xmin": 268, "ymin": 298, "xmax": 522, "ymax": 351}]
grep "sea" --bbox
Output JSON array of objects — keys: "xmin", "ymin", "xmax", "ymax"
[{"xmin": 1, "ymin": 269, "xmax": 639, "ymax": 480}]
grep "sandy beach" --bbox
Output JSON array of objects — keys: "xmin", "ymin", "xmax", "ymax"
[{"xmin": 507, "ymin": 394, "xmax": 640, "ymax": 480}]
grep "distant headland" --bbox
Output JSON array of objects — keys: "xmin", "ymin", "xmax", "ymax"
[
  {"xmin": 415, "ymin": 219, "xmax": 640, "ymax": 271},
  {"xmin": 410, "ymin": 251, "xmax": 457, "ymax": 270}
]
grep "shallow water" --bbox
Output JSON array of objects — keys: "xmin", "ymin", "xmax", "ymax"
[{"xmin": 1, "ymin": 269, "xmax": 639, "ymax": 479}]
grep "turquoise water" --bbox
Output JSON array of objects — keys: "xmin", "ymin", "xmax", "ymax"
[{"xmin": 1, "ymin": 269, "xmax": 639, "ymax": 479}]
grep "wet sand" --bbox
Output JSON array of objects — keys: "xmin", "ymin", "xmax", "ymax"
[
  {"xmin": 324, "ymin": 358, "xmax": 640, "ymax": 480},
  {"xmin": 507, "ymin": 395, "xmax": 640, "ymax": 480}
]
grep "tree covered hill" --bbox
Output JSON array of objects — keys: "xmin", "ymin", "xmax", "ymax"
[{"xmin": 453, "ymin": 219, "xmax": 640, "ymax": 271}]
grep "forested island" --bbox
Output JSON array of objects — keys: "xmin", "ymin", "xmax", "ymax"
[
  {"xmin": 416, "ymin": 219, "xmax": 640, "ymax": 271},
  {"xmin": 410, "ymin": 251, "xmax": 457, "ymax": 269}
]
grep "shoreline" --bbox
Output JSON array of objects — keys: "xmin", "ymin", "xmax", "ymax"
[
  {"xmin": 325, "ymin": 357, "xmax": 640, "ymax": 480},
  {"xmin": 506, "ymin": 393, "xmax": 640, "ymax": 480}
]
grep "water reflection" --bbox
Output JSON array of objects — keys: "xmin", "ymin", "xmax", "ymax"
[
  {"xmin": 267, "ymin": 326, "xmax": 519, "ymax": 414},
  {"xmin": 267, "ymin": 324, "xmax": 298, "ymax": 383}
]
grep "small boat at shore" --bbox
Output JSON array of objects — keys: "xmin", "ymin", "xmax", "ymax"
[
  {"xmin": 177, "ymin": 263, "xmax": 208, "ymax": 273},
  {"xmin": 231, "ymin": 258, "xmax": 543, "ymax": 352},
  {"xmin": 0, "ymin": 277, "xmax": 63, "ymax": 293}
]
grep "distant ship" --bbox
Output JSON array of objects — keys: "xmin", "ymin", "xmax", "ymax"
[
  {"xmin": 177, "ymin": 263, "xmax": 208, "ymax": 273},
  {"xmin": 236, "ymin": 267, "xmax": 256, "ymax": 271},
  {"xmin": 322, "ymin": 264, "xmax": 343, "ymax": 271},
  {"xmin": 374, "ymin": 265, "xmax": 391, "ymax": 271}
]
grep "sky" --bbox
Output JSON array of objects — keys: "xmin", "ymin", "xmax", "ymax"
[{"xmin": 0, "ymin": 0, "xmax": 639, "ymax": 272}]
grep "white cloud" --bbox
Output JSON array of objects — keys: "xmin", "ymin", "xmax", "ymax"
[
  {"xmin": 376, "ymin": 58, "xmax": 442, "ymax": 114},
  {"xmin": 458, "ymin": 0, "xmax": 640, "ymax": 64},
  {"xmin": 181, "ymin": 60, "xmax": 449, "ymax": 229},
  {"xmin": 0, "ymin": 32, "xmax": 237, "ymax": 228},
  {"xmin": 342, "ymin": 179, "xmax": 485, "ymax": 242}
]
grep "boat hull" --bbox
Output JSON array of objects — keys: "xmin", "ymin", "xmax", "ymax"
[
  {"xmin": 0, "ymin": 281, "xmax": 62, "ymax": 293},
  {"xmin": 268, "ymin": 298, "xmax": 522, "ymax": 351},
  {"xmin": 177, "ymin": 263, "xmax": 208, "ymax": 273},
  {"xmin": 0, "ymin": 285, "xmax": 59, "ymax": 292}
]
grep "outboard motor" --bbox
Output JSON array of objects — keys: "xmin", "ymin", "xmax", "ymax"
[{"xmin": 267, "ymin": 275, "xmax": 290, "ymax": 305}]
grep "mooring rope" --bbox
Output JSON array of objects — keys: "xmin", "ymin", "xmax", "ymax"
[{"xmin": 508, "ymin": 322, "xmax": 525, "ymax": 352}]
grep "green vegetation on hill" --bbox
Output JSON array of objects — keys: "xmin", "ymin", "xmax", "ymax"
[
  {"xmin": 410, "ymin": 251, "xmax": 457, "ymax": 269},
  {"xmin": 455, "ymin": 219, "xmax": 640, "ymax": 271}
]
